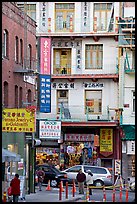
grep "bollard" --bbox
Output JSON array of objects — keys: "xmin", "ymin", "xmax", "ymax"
[
  {"xmin": 125, "ymin": 185, "xmax": 128, "ymax": 202},
  {"xmin": 3, "ymin": 191, "xmax": 7, "ymax": 202},
  {"xmin": 86, "ymin": 185, "xmax": 90, "ymax": 202},
  {"xmin": 103, "ymin": 186, "xmax": 106, "ymax": 202},
  {"xmin": 66, "ymin": 182, "xmax": 68, "ymax": 199},
  {"xmin": 59, "ymin": 181, "xmax": 62, "ymax": 201},
  {"xmin": 72, "ymin": 180, "xmax": 75, "ymax": 197},
  {"xmin": 112, "ymin": 185, "xmax": 116, "ymax": 202},
  {"xmin": 119, "ymin": 184, "xmax": 122, "ymax": 202}
]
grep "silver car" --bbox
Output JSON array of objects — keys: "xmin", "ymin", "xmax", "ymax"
[{"xmin": 62, "ymin": 165, "xmax": 113, "ymax": 187}]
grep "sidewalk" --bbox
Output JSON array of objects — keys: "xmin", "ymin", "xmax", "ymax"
[{"xmin": 19, "ymin": 186, "xmax": 84, "ymax": 202}]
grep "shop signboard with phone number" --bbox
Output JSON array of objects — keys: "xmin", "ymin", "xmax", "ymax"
[{"xmin": 39, "ymin": 120, "xmax": 61, "ymax": 139}]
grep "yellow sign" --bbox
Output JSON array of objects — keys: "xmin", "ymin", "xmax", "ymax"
[
  {"xmin": 2, "ymin": 108, "xmax": 36, "ymax": 132},
  {"xmin": 100, "ymin": 129, "xmax": 113, "ymax": 152}
]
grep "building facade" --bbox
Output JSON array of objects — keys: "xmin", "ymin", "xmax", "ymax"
[
  {"xmin": 15, "ymin": 1, "xmax": 135, "ymax": 185},
  {"xmin": 2, "ymin": 2, "xmax": 37, "ymax": 194}
]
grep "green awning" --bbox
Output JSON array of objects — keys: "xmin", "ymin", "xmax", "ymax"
[{"xmin": 121, "ymin": 125, "xmax": 135, "ymax": 140}]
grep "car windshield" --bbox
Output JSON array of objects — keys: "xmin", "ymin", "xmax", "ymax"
[{"xmin": 51, "ymin": 165, "xmax": 63, "ymax": 174}]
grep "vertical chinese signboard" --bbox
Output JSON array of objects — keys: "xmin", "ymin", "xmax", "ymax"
[
  {"xmin": 40, "ymin": 37, "xmax": 51, "ymax": 75},
  {"xmin": 40, "ymin": 37, "xmax": 51, "ymax": 112},
  {"xmin": 39, "ymin": 75, "xmax": 51, "ymax": 113},
  {"xmin": 100, "ymin": 129, "xmax": 113, "ymax": 157}
]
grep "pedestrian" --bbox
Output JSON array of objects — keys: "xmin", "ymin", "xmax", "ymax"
[
  {"xmin": 79, "ymin": 153, "xmax": 83, "ymax": 165},
  {"xmin": 86, "ymin": 170, "xmax": 93, "ymax": 195},
  {"xmin": 76, "ymin": 169, "xmax": 86, "ymax": 194},
  {"xmin": 36, "ymin": 168, "xmax": 45, "ymax": 191},
  {"xmin": 10, "ymin": 173, "xmax": 20, "ymax": 202}
]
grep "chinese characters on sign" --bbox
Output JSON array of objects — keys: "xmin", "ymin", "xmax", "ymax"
[
  {"xmin": 65, "ymin": 134, "xmax": 94, "ymax": 142},
  {"xmin": 39, "ymin": 75, "xmax": 51, "ymax": 113},
  {"xmin": 40, "ymin": 37, "xmax": 51, "ymax": 74},
  {"xmin": 83, "ymin": 82, "xmax": 104, "ymax": 88},
  {"xmin": 52, "ymin": 82, "xmax": 75, "ymax": 89},
  {"xmin": 100, "ymin": 129, "xmax": 113, "ymax": 152},
  {"xmin": 39, "ymin": 120, "xmax": 61, "ymax": 139},
  {"xmin": 2, "ymin": 108, "xmax": 36, "ymax": 132},
  {"xmin": 115, "ymin": 159, "xmax": 121, "ymax": 175}
]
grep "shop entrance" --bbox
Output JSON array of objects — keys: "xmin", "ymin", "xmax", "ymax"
[{"xmin": 36, "ymin": 147, "xmax": 60, "ymax": 167}]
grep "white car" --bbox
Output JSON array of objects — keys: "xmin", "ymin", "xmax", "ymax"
[{"xmin": 62, "ymin": 165, "xmax": 113, "ymax": 187}]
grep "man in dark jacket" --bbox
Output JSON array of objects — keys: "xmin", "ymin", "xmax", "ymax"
[
  {"xmin": 36, "ymin": 168, "xmax": 45, "ymax": 191},
  {"xmin": 10, "ymin": 173, "xmax": 20, "ymax": 202},
  {"xmin": 76, "ymin": 169, "xmax": 86, "ymax": 194}
]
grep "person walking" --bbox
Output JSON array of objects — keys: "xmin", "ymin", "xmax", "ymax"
[
  {"xmin": 86, "ymin": 170, "xmax": 93, "ymax": 195},
  {"xmin": 36, "ymin": 168, "xmax": 45, "ymax": 191},
  {"xmin": 76, "ymin": 169, "xmax": 86, "ymax": 194},
  {"xmin": 10, "ymin": 173, "xmax": 20, "ymax": 202}
]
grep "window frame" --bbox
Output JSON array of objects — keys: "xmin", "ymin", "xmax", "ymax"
[
  {"xmin": 85, "ymin": 44, "xmax": 103, "ymax": 69},
  {"xmin": 85, "ymin": 90, "xmax": 102, "ymax": 114},
  {"xmin": 3, "ymin": 29, "xmax": 9, "ymax": 58}
]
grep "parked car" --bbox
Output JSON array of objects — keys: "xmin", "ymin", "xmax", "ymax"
[
  {"xmin": 35, "ymin": 163, "xmax": 69, "ymax": 187},
  {"xmin": 62, "ymin": 165, "xmax": 113, "ymax": 187}
]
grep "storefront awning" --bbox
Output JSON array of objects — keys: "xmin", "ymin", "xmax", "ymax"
[
  {"xmin": 2, "ymin": 148, "xmax": 21, "ymax": 162},
  {"xmin": 121, "ymin": 125, "xmax": 135, "ymax": 140}
]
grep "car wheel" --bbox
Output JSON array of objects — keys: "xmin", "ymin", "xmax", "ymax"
[
  {"xmin": 94, "ymin": 180, "xmax": 104, "ymax": 187},
  {"xmin": 50, "ymin": 180, "xmax": 57, "ymax": 187}
]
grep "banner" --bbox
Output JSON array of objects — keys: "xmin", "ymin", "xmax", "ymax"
[{"xmin": 2, "ymin": 108, "xmax": 36, "ymax": 132}]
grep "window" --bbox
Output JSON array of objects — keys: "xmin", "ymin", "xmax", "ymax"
[
  {"xmin": 4, "ymin": 81, "xmax": 8, "ymax": 107},
  {"xmin": 3, "ymin": 29, "xmax": 9, "ymax": 58},
  {"xmin": 15, "ymin": 36, "xmax": 19, "ymax": 63},
  {"xmin": 53, "ymin": 49, "xmax": 71, "ymax": 74},
  {"xmin": 94, "ymin": 3, "xmax": 112, "ymax": 31},
  {"xmin": 28, "ymin": 44, "xmax": 32, "ymax": 69},
  {"xmin": 85, "ymin": 45, "xmax": 103, "ymax": 69},
  {"xmin": 17, "ymin": 3, "xmax": 36, "ymax": 21},
  {"xmin": 132, "ymin": 91, "xmax": 135, "ymax": 113},
  {"xmin": 55, "ymin": 3, "xmax": 74, "ymax": 32},
  {"xmin": 19, "ymin": 87, "xmax": 23, "ymax": 108},
  {"xmin": 66, "ymin": 166, "xmax": 81, "ymax": 173},
  {"xmin": 15, "ymin": 85, "xmax": 18, "ymax": 108},
  {"xmin": 57, "ymin": 90, "xmax": 68, "ymax": 113},
  {"xmin": 85, "ymin": 90, "xmax": 102, "ymax": 114},
  {"xmin": 20, "ymin": 39, "xmax": 23, "ymax": 66},
  {"xmin": 27, "ymin": 89, "xmax": 31, "ymax": 105}
]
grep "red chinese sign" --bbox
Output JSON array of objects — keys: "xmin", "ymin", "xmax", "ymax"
[{"xmin": 40, "ymin": 37, "xmax": 51, "ymax": 74}]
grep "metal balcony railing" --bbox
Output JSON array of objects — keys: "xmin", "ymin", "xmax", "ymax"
[{"xmin": 37, "ymin": 105, "xmax": 122, "ymax": 123}]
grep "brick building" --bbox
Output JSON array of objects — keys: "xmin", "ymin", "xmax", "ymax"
[{"xmin": 2, "ymin": 2, "xmax": 37, "ymax": 194}]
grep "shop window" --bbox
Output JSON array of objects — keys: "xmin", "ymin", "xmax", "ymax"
[
  {"xmin": 94, "ymin": 3, "xmax": 112, "ymax": 31},
  {"xmin": 57, "ymin": 90, "xmax": 68, "ymax": 113},
  {"xmin": 85, "ymin": 90, "xmax": 102, "ymax": 114},
  {"xmin": 85, "ymin": 44, "xmax": 103, "ymax": 69}
]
